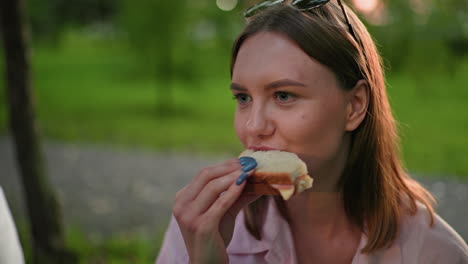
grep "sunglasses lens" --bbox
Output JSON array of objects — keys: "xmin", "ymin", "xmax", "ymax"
[
  {"xmin": 244, "ymin": 0, "xmax": 285, "ymax": 17},
  {"xmin": 292, "ymin": 0, "xmax": 329, "ymax": 10}
]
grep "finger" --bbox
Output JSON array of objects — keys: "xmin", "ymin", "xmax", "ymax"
[
  {"xmin": 203, "ymin": 177, "xmax": 246, "ymax": 222},
  {"xmin": 235, "ymin": 172, "xmax": 249, "ymax": 185},
  {"xmin": 228, "ymin": 169, "xmax": 260, "ymax": 217},
  {"xmin": 189, "ymin": 169, "xmax": 241, "ymax": 216},
  {"xmin": 181, "ymin": 159, "xmax": 240, "ymax": 203}
]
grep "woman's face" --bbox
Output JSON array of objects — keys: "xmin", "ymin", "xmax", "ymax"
[{"xmin": 232, "ymin": 32, "xmax": 356, "ymax": 187}]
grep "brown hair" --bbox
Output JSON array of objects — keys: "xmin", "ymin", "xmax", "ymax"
[{"xmin": 230, "ymin": 2, "xmax": 435, "ymax": 253}]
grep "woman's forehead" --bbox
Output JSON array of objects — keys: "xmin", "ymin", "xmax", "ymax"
[{"xmin": 232, "ymin": 32, "xmax": 334, "ymax": 85}]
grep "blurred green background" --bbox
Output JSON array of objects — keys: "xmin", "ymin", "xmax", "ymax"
[{"xmin": 1, "ymin": 0, "xmax": 467, "ymax": 262}]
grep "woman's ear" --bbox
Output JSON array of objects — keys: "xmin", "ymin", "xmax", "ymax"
[{"xmin": 345, "ymin": 80, "xmax": 369, "ymax": 132}]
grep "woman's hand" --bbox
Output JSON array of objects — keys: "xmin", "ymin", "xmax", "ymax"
[{"xmin": 172, "ymin": 158, "xmax": 260, "ymax": 264}]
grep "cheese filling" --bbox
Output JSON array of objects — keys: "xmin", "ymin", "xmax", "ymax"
[
  {"xmin": 270, "ymin": 174, "xmax": 313, "ymax": 200},
  {"xmin": 270, "ymin": 184, "xmax": 295, "ymax": 200}
]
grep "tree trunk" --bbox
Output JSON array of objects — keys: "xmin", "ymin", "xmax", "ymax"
[{"xmin": 0, "ymin": 0, "xmax": 76, "ymax": 263}]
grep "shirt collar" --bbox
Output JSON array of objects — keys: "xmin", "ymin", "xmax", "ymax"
[
  {"xmin": 227, "ymin": 197, "xmax": 296, "ymax": 263},
  {"xmin": 227, "ymin": 198, "xmax": 405, "ymax": 264}
]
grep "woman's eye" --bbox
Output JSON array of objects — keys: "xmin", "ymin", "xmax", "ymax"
[
  {"xmin": 233, "ymin": 93, "xmax": 252, "ymax": 105},
  {"xmin": 274, "ymin": 91, "xmax": 296, "ymax": 103}
]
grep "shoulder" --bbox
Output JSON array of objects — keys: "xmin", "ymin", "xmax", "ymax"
[{"xmin": 397, "ymin": 204, "xmax": 468, "ymax": 263}]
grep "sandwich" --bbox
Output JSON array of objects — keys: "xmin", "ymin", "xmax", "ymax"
[{"xmin": 239, "ymin": 150, "xmax": 313, "ymax": 200}]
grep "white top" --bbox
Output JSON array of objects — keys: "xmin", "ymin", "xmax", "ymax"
[{"xmin": 0, "ymin": 187, "xmax": 25, "ymax": 264}]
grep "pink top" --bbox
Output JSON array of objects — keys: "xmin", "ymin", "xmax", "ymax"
[{"xmin": 156, "ymin": 198, "xmax": 468, "ymax": 263}]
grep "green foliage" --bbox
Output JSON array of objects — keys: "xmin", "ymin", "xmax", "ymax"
[
  {"xmin": 27, "ymin": 0, "xmax": 116, "ymax": 41},
  {"xmin": 67, "ymin": 229, "xmax": 158, "ymax": 263},
  {"xmin": 0, "ymin": 29, "xmax": 240, "ymax": 152},
  {"xmin": 17, "ymin": 222, "xmax": 164, "ymax": 263},
  {"xmin": 117, "ymin": 0, "xmax": 184, "ymax": 78},
  {"xmin": 115, "ymin": 0, "xmax": 243, "ymax": 111},
  {"xmin": 0, "ymin": 29, "xmax": 467, "ymax": 177},
  {"xmin": 388, "ymin": 61, "xmax": 468, "ymax": 177},
  {"xmin": 366, "ymin": 0, "xmax": 468, "ymax": 73},
  {"xmin": 2, "ymin": 1, "xmax": 467, "ymax": 176}
]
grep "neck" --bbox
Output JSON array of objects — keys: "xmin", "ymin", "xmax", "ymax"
[
  {"xmin": 287, "ymin": 134, "xmax": 355, "ymax": 235},
  {"xmin": 285, "ymin": 191, "xmax": 362, "ymax": 263},
  {"xmin": 285, "ymin": 191, "xmax": 355, "ymax": 238}
]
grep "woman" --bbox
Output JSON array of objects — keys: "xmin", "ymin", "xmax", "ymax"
[{"xmin": 157, "ymin": 0, "xmax": 468, "ymax": 263}]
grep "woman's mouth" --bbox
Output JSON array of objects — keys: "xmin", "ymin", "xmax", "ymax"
[{"xmin": 248, "ymin": 145, "xmax": 280, "ymax": 151}]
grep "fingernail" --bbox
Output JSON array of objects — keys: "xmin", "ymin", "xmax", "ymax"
[
  {"xmin": 239, "ymin": 157, "xmax": 256, "ymax": 163},
  {"xmin": 236, "ymin": 172, "xmax": 248, "ymax": 185},
  {"xmin": 242, "ymin": 162, "xmax": 257, "ymax": 172}
]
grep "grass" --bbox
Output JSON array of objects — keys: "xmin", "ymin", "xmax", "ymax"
[
  {"xmin": 388, "ymin": 67, "xmax": 468, "ymax": 177},
  {"xmin": 0, "ymin": 30, "xmax": 242, "ymax": 154},
  {"xmin": 17, "ymin": 222, "xmax": 166, "ymax": 264},
  {"xmin": 0, "ymin": 29, "xmax": 467, "ymax": 178}
]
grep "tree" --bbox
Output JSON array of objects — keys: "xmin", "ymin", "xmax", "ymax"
[
  {"xmin": 356, "ymin": 0, "xmax": 468, "ymax": 73},
  {"xmin": 118, "ymin": 0, "xmax": 191, "ymax": 113},
  {"xmin": 0, "ymin": 0, "xmax": 76, "ymax": 263}
]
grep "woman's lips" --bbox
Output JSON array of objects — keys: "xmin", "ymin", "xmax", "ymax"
[{"xmin": 249, "ymin": 146, "xmax": 280, "ymax": 151}]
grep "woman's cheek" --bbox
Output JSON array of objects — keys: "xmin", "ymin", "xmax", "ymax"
[
  {"xmin": 234, "ymin": 111, "xmax": 247, "ymax": 145},
  {"xmin": 287, "ymin": 111, "xmax": 344, "ymax": 159}
]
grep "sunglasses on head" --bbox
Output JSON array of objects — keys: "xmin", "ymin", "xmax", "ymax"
[{"xmin": 244, "ymin": 0, "xmax": 357, "ymax": 42}]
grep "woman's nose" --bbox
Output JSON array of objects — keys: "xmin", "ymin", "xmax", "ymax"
[{"xmin": 245, "ymin": 105, "xmax": 274, "ymax": 138}]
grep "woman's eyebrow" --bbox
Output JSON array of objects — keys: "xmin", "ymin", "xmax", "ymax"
[
  {"xmin": 230, "ymin": 79, "xmax": 306, "ymax": 92},
  {"xmin": 265, "ymin": 79, "xmax": 306, "ymax": 90},
  {"xmin": 230, "ymin": 83, "xmax": 247, "ymax": 91}
]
